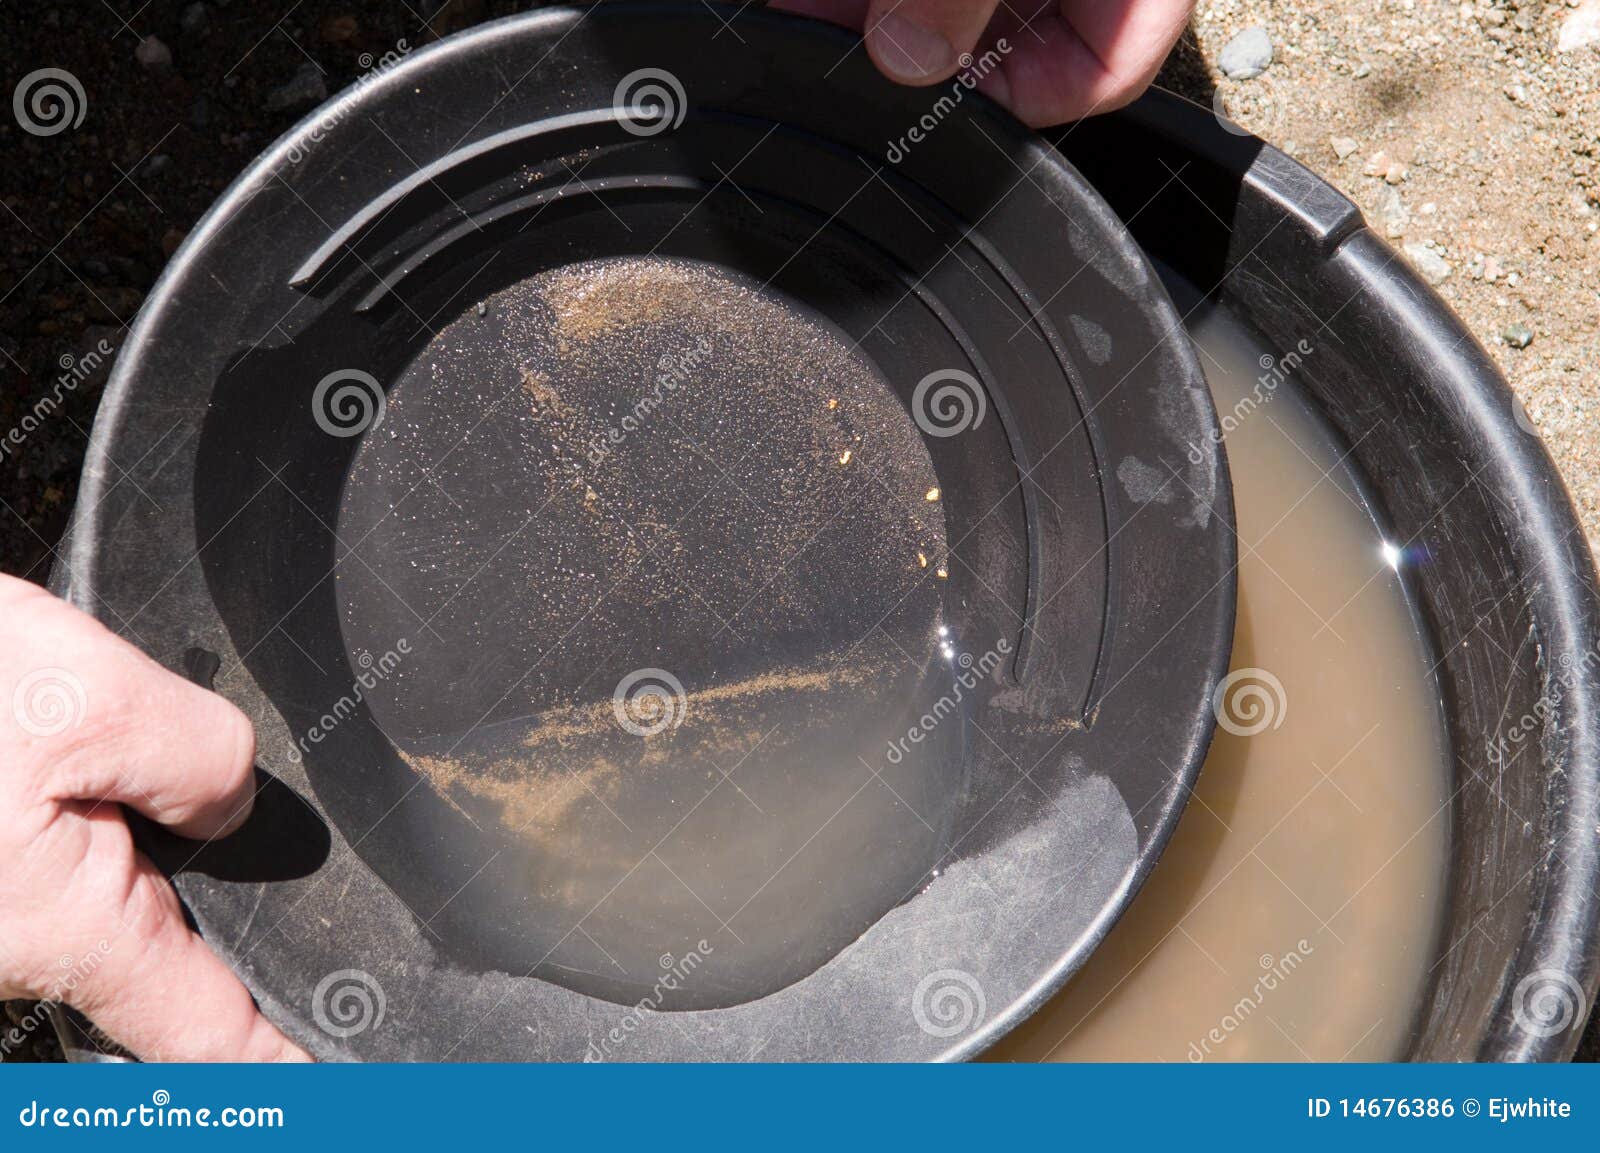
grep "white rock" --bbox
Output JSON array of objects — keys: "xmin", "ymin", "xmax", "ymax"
[
  {"xmin": 1558, "ymin": 0, "xmax": 1600, "ymax": 52},
  {"xmin": 1403, "ymin": 242, "xmax": 1452, "ymax": 285},
  {"xmin": 1378, "ymin": 186, "xmax": 1409, "ymax": 238},
  {"xmin": 1219, "ymin": 26, "xmax": 1274, "ymax": 79}
]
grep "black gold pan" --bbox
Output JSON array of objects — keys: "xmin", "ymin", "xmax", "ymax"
[{"xmin": 55, "ymin": 4, "xmax": 1238, "ymax": 1060}]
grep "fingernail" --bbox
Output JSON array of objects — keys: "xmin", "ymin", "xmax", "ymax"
[
  {"xmin": 868, "ymin": 12, "xmax": 957, "ymax": 82},
  {"xmin": 977, "ymin": 65, "xmax": 1011, "ymax": 110}
]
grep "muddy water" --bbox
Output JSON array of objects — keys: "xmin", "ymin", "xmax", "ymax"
[{"xmin": 992, "ymin": 290, "xmax": 1451, "ymax": 1061}]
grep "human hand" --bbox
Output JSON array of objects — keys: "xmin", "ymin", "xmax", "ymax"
[
  {"xmin": 773, "ymin": 0, "xmax": 1195, "ymax": 127},
  {"xmin": 0, "ymin": 575, "xmax": 307, "ymax": 1062}
]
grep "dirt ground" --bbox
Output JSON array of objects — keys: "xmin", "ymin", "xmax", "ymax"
[{"xmin": 2, "ymin": 0, "xmax": 1597, "ymax": 1060}]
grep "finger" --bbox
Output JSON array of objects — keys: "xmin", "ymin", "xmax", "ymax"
[
  {"xmin": 1, "ymin": 576, "xmax": 258, "ymax": 840},
  {"xmin": 67, "ymin": 821, "xmax": 309, "ymax": 1062},
  {"xmin": 862, "ymin": 0, "xmax": 1004, "ymax": 85},
  {"xmin": 985, "ymin": 0, "xmax": 1195, "ymax": 126}
]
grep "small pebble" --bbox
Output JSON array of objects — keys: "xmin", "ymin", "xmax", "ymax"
[
  {"xmin": 1377, "ymin": 185, "xmax": 1409, "ymax": 238},
  {"xmin": 1502, "ymin": 323, "xmax": 1535, "ymax": 349},
  {"xmin": 134, "ymin": 35, "xmax": 172, "ymax": 70},
  {"xmin": 180, "ymin": 2, "xmax": 209, "ymax": 34},
  {"xmin": 1219, "ymin": 26, "xmax": 1274, "ymax": 80},
  {"xmin": 1330, "ymin": 135, "xmax": 1359, "ymax": 160}
]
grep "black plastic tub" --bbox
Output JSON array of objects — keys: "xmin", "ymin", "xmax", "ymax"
[
  {"xmin": 1052, "ymin": 91, "xmax": 1600, "ymax": 1060},
  {"xmin": 52, "ymin": 18, "xmax": 1600, "ymax": 1059}
]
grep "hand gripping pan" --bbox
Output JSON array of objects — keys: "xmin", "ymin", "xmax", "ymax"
[{"xmin": 55, "ymin": 3, "xmax": 1234, "ymax": 1060}]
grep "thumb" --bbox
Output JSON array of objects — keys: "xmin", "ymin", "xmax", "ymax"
[{"xmin": 863, "ymin": 0, "xmax": 1001, "ymax": 85}]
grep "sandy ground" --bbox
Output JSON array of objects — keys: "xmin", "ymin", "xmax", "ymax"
[{"xmin": 2, "ymin": 0, "xmax": 1597, "ymax": 1059}]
